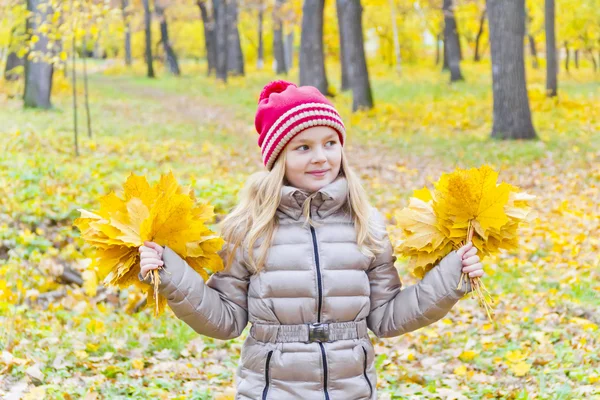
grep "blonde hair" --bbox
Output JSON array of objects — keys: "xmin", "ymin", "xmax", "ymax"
[{"xmin": 219, "ymin": 147, "xmax": 385, "ymax": 273}]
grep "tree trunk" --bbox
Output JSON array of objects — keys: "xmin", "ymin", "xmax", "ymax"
[
  {"xmin": 564, "ymin": 42, "xmax": 569, "ymax": 73},
  {"xmin": 226, "ymin": 0, "xmax": 244, "ymax": 75},
  {"xmin": 257, "ymin": 2, "xmax": 264, "ymax": 69},
  {"xmin": 527, "ymin": 35, "xmax": 538, "ymax": 69},
  {"xmin": 70, "ymin": 0, "xmax": 79, "ymax": 155},
  {"xmin": 574, "ymin": 48, "xmax": 579, "ymax": 69},
  {"xmin": 82, "ymin": 33, "xmax": 92, "ymax": 138},
  {"xmin": 588, "ymin": 49, "xmax": 598, "ymax": 71},
  {"xmin": 24, "ymin": 0, "xmax": 54, "ymax": 109},
  {"xmin": 4, "ymin": 26, "xmax": 25, "ymax": 81},
  {"xmin": 389, "ymin": 0, "xmax": 401, "ymax": 74},
  {"xmin": 214, "ymin": 0, "xmax": 228, "ymax": 82},
  {"xmin": 155, "ymin": 4, "xmax": 181, "ymax": 76},
  {"xmin": 473, "ymin": 8, "xmax": 486, "ymax": 62},
  {"xmin": 198, "ymin": 0, "xmax": 216, "ymax": 75},
  {"xmin": 442, "ymin": 36, "xmax": 449, "ymax": 70},
  {"xmin": 273, "ymin": 0, "xmax": 287, "ymax": 74},
  {"xmin": 336, "ymin": 0, "xmax": 350, "ymax": 90},
  {"xmin": 443, "ymin": 0, "xmax": 463, "ymax": 81},
  {"xmin": 487, "ymin": 0, "xmax": 537, "ymax": 140},
  {"xmin": 299, "ymin": 0, "xmax": 328, "ymax": 94},
  {"xmin": 435, "ymin": 33, "xmax": 441, "ymax": 65},
  {"xmin": 142, "ymin": 0, "xmax": 155, "ymax": 78},
  {"xmin": 544, "ymin": 0, "xmax": 557, "ymax": 97},
  {"xmin": 338, "ymin": 0, "xmax": 373, "ymax": 111},
  {"xmin": 284, "ymin": 30, "xmax": 294, "ymax": 70},
  {"xmin": 121, "ymin": 0, "xmax": 132, "ymax": 66},
  {"xmin": 93, "ymin": 31, "xmax": 103, "ymax": 59}
]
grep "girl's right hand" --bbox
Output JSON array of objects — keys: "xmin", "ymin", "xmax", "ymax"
[{"xmin": 139, "ymin": 240, "xmax": 165, "ymax": 279}]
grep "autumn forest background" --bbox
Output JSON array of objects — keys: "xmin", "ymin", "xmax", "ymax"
[{"xmin": 1, "ymin": 0, "xmax": 599, "ymax": 398}]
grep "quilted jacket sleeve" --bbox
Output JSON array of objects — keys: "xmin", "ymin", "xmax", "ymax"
[
  {"xmin": 366, "ymin": 209, "xmax": 474, "ymax": 338},
  {"xmin": 138, "ymin": 244, "xmax": 251, "ymax": 340}
]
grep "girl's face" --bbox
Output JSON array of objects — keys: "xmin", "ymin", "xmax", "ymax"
[{"xmin": 284, "ymin": 126, "xmax": 342, "ymax": 193}]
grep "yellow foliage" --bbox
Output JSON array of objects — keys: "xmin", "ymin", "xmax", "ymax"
[
  {"xmin": 458, "ymin": 350, "xmax": 478, "ymax": 362},
  {"xmin": 509, "ymin": 361, "xmax": 531, "ymax": 377},
  {"xmin": 396, "ymin": 165, "xmax": 535, "ymax": 279},
  {"xmin": 73, "ymin": 171, "xmax": 224, "ymax": 315}
]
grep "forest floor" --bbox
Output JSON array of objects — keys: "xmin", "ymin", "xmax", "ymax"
[{"xmin": 0, "ymin": 60, "xmax": 599, "ymax": 399}]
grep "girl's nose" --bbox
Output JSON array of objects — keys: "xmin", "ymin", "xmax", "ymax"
[{"xmin": 311, "ymin": 146, "xmax": 327, "ymax": 163}]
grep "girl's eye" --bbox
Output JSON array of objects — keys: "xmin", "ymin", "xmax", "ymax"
[{"xmin": 296, "ymin": 141, "xmax": 336, "ymax": 151}]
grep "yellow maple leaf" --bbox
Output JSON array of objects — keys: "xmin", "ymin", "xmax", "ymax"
[
  {"xmin": 395, "ymin": 165, "xmax": 534, "ymax": 321},
  {"xmin": 396, "ymin": 198, "xmax": 445, "ymax": 250},
  {"xmin": 458, "ymin": 350, "xmax": 478, "ymax": 362},
  {"xmin": 435, "ymin": 165, "xmax": 513, "ymax": 235},
  {"xmin": 82, "ymin": 270, "xmax": 98, "ymax": 297},
  {"xmin": 509, "ymin": 361, "xmax": 531, "ymax": 377},
  {"xmin": 453, "ymin": 365, "xmax": 467, "ymax": 376},
  {"xmin": 131, "ymin": 359, "xmax": 145, "ymax": 370},
  {"xmin": 74, "ymin": 171, "xmax": 224, "ymax": 316}
]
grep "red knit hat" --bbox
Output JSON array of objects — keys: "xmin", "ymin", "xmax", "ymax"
[{"xmin": 255, "ymin": 80, "xmax": 346, "ymax": 170}]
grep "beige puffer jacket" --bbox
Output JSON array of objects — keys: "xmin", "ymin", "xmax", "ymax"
[{"xmin": 139, "ymin": 174, "xmax": 473, "ymax": 399}]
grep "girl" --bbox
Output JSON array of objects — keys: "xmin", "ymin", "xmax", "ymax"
[{"xmin": 138, "ymin": 80, "xmax": 484, "ymax": 400}]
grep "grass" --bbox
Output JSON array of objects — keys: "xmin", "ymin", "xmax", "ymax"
[{"xmin": 0, "ymin": 58, "xmax": 599, "ymax": 398}]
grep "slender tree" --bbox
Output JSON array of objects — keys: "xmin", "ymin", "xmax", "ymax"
[
  {"xmin": 443, "ymin": 0, "xmax": 463, "ymax": 81},
  {"xmin": 389, "ymin": 0, "xmax": 401, "ymax": 75},
  {"xmin": 299, "ymin": 0, "xmax": 328, "ymax": 94},
  {"xmin": 435, "ymin": 33, "xmax": 441, "ymax": 65},
  {"xmin": 155, "ymin": 3, "xmax": 181, "ymax": 75},
  {"xmin": 284, "ymin": 30, "xmax": 294, "ymax": 69},
  {"xmin": 24, "ymin": 0, "xmax": 54, "ymax": 108},
  {"xmin": 526, "ymin": 12, "xmax": 539, "ymax": 69},
  {"xmin": 336, "ymin": 0, "xmax": 349, "ymax": 90},
  {"xmin": 487, "ymin": 0, "xmax": 537, "ymax": 140},
  {"xmin": 214, "ymin": 0, "xmax": 228, "ymax": 82},
  {"xmin": 226, "ymin": 0, "xmax": 244, "ymax": 75},
  {"xmin": 142, "ymin": 0, "xmax": 155, "ymax": 77},
  {"xmin": 70, "ymin": 0, "xmax": 79, "ymax": 155},
  {"xmin": 197, "ymin": 0, "xmax": 216, "ymax": 75},
  {"xmin": 257, "ymin": 1, "xmax": 264, "ymax": 69},
  {"xmin": 121, "ymin": 0, "xmax": 132, "ymax": 66},
  {"xmin": 473, "ymin": 8, "xmax": 486, "ymax": 62},
  {"xmin": 545, "ymin": 0, "xmax": 557, "ymax": 97},
  {"xmin": 564, "ymin": 41, "xmax": 570, "ymax": 72},
  {"xmin": 273, "ymin": 0, "xmax": 287, "ymax": 74},
  {"xmin": 338, "ymin": 0, "xmax": 373, "ymax": 110},
  {"xmin": 82, "ymin": 33, "xmax": 92, "ymax": 138},
  {"xmin": 4, "ymin": 25, "xmax": 25, "ymax": 81}
]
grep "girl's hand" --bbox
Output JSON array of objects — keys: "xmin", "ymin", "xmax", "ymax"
[
  {"xmin": 456, "ymin": 242, "xmax": 485, "ymax": 278},
  {"xmin": 139, "ymin": 240, "xmax": 164, "ymax": 279}
]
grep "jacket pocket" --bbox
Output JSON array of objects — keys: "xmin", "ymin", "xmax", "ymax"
[
  {"xmin": 262, "ymin": 350, "xmax": 274, "ymax": 400},
  {"xmin": 361, "ymin": 346, "xmax": 373, "ymax": 398}
]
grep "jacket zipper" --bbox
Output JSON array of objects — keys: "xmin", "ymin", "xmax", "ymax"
[
  {"xmin": 362, "ymin": 346, "xmax": 373, "ymax": 397},
  {"xmin": 262, "ymin": 350, "xmax": 273, "ymax": 400},
  {"xmin": 309, "ymin": 211, "xmax": 330, "ymax": 400},
  {"xmin": 310, "ymin": 225, "xmax": 323, "ymax": 322}
]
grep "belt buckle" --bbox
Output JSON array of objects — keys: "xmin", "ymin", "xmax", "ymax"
[{"xmin": 308, "ymin": 323, "xmax": 329, "ymax": 342}]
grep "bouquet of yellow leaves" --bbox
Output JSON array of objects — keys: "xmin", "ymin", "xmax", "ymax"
[
  {"xmin": 395, "ymin": 165, "xmax": 535, "ymax": 321},
  {"xmin": 73, "ymin": 171, "xmax": 225, "ymax": 315}
]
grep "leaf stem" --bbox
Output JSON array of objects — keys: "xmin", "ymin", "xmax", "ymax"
[{"xmin": 456, "ymin": 220, "xmax": 494, "ymax": 323}]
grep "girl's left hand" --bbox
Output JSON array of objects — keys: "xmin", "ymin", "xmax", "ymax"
[{"xmin": 456, "ymin": 242, "xmax": 485, "ymax": 278}]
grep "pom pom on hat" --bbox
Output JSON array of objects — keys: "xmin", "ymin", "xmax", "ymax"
[
  {"xmin": 258, "ymin": 80, "xmax": 297, "ymax": 104},
  {"xmin": 255, "ymin": 80, "xmax": 346, "ymax": 170}
]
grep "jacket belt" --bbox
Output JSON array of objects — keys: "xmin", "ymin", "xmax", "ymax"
[{"xmin": 250, "ymin": 320, "xmax": 369, "ymax": 343}]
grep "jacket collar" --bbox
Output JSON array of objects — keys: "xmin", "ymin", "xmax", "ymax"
[{"xmin": 277, "ymin": 174, "xmax": 349, "ymax": 221}]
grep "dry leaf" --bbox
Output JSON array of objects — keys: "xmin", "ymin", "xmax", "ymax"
[{"xmin": 73, "ymin": 171, "xmax": 225, "ymax": 315}]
